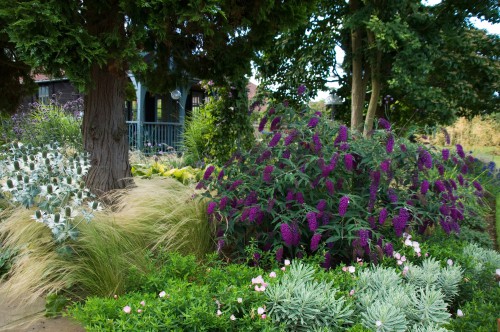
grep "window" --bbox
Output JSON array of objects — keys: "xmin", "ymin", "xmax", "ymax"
[
  {"xmin": 156, "ymin": 98, "xmax": 162, "ymax": 122},
  {"xmin": 38, "ymin": 86, "xmax": 49, "ymax": 104}
]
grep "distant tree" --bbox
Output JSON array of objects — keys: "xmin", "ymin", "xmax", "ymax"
[
  {"xmin": 0, "ymin": 0, "xmax": 315, "ymax": 193},
  {"xmin": 256, "ymin": 0, "xmax": 499, "ymax": 135}
]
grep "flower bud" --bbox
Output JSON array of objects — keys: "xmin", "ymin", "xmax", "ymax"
[
  {"xmin": 35, "ymin": 210, "xmax": 42, "ymax": 219},
  {"xmin": 23, "ymin": 176, "xmax": 29, "ymax": 184},
  {"xmin": 29, "ymin": 163, "xmax": 35, "ymax": 171},
  {"xmin": 65, "ymin": 207, "xmax": 72, "ymax": 218},
  {"xmin": 13, "ymin": 160, "xmax": 20, "ymax": 171},
  {"xmin": 54, "ymin": 213, "xmax": 60, "ymax": 223},
  {"xmin": 7, "ymin": 179, "xmax": 14, "ymax": 189},
  {"xmin": 47, "ymin": 184, "xmax": 53, "ymax": 194}
]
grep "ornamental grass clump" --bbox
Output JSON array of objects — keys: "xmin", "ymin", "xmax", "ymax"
[{"xmin": 200, "ymin": 92, "xmax": 489, "ymax": 264}]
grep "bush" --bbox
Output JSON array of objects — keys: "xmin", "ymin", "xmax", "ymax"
[
  {"xmin": 200, "ymin": 96, "xmax": 491, "ymax": 265},
  {"xmin": 4, "ymin": 98, "xmax": 83, "ymax": 150}
]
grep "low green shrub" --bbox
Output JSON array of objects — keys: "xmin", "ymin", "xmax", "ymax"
[{"xmin": 131, "ymin": 162, "xmax": 203, "ymax": 184}]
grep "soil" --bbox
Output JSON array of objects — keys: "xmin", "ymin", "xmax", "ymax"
[{"xmin": 0, "ymin": 297, "xmax": 84, "ymax": 332}]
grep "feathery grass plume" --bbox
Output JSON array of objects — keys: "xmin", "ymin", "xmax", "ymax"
[{"xmin": 0, "ymin": 178, "xmax": 213, "ymax": 304}]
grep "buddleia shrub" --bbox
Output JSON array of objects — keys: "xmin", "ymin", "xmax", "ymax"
[
  {"xmin": 265, "ymin": 261, "xmax": 353, "ymax": 331},
  {"xmin": 200, "ymin": 88, "xmax": 491, "ymax": 264}
]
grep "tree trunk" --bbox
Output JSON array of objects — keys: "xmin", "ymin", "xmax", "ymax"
[
  {"xmin": 350, "ymin": 0, "xmax": 365, "ymax": 133},
  {"xmin": 363, "ymin": 30, "xmax": 382, "ymax": 138},
  {"xmin": 83, "ymin": 64, "xmax": 132, "ymax": 195}
]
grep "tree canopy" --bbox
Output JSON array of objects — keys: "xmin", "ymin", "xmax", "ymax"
[
  {"xmin": 256, "ymin": 0, "xmax": 500, "ymax": 133},
  {"xmin": 1, "ymin": 0, "xmax": 316, "ymax": 193}
]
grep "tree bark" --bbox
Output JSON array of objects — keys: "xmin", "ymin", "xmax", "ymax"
[
  {"xmin": 350, "ymin": 0, "xmax": 366, "ymax": 133},
  {"xmin": 363, "ymin": 30, "xmax": 382, "ymax": 138},
  {"xmin": 83, "ymin": 64, "xmax": 132, "ymax": 195}
]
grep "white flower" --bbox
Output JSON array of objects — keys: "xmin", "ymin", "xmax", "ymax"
[
  {"xmin": 251, "ymin": 275, "xmax": 265, "ymax": 284},
  {"xmin": 159, "ymin": 291, "xmax": 166, "ymax": 298},
  {"xmin": 457, "ymin": 309, "xmax": 464, "ymax": 317},
  {"xmin": 348, "ymin": 266, "xmax": 355, "ymax": 273},
  {"xmin": 140, "ymin": 300, "xmax": 145, "ymax": 306},
  {"xmin": 375, "ymin": 320, "xmax": 382, "ymax": 327},
  {"xmin": 123, "ymin": 305, "xmax": 131, "ymax": 314},
  {"xmin": 237, "ymin": 298, "xmax": 243, "ymax": 303},
  {"xmin": 400, "ymin": 256, "xmax": 406, "ymax": 262},
  {"xmin": 217, "ymin": 310, "xmax": 222, "ymax": 316},
  {"xmin": 394, "ymin": 252, "xmax": 401, "ymax": 260},
  {"xmin": 269, "ymin": 271, "xmax": 277, "ymax": 278},
  {"xmin": 257, "ymin": 307, "xmax": 265, "ymax": 315},
  {"xmin": 496, "ymin": 269, "xmax": 500, "ymax": 277},
  {"xmin": 284, "ymin": 259, "xmax": 291, "ymax": 266},
  {"xmin": 447, "ymin": 259, "xmax": 453, "ymax": 266},
  {"xmin": 230, "ymin": 314, "xmax": 236, "ymax": 321},
  {"xmin": 404, "ymin": 238, "xmax": 413, "ymax": 247}
]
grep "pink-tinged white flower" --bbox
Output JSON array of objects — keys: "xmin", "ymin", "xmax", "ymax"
[
  {"xmin": 402, "ymin": 266, "xmax": 409, "ymax": 276},
  {"xmin": 230, "ymin": 315, "xmax": 236, "ymax": 321},
  {"xmin": 414, "ymin": 246, "xmax": 421, "ymax": 254},
  {"xmin": 376, "ymin": 320, "xmax": 382, "ymax": 327},
  {"xmin": 447, "ymin": 259, "xmax": 453, "ymax": 266},
  {"xmin": 281, "ymin": 267, "xmax": 286, "ymax": 271},
  {"xmin": 457, "ymin": 309, "xmax": 464, "ymax": 317},
  {"xmin": 123, "ymin": 306, "xmax": 131, "ymax": 314},
  {"xmin": 348, "ymin": 266, "xmax": 355, "ymax": 273},
  {"xmin": 404, "ymin": 239, "xmax": 413, "ymax": 247},
  {"xmin": 254, "ymin": 285, "xmax": 266, "ymax": 292},
  {"xmin": 252, "ymin": 275, "xmax": 265, "ymax": 284},
  {"xmin": 261, "ymin": 314, "xmax": 267, "ymax": 319},
  {"xmin": 237, "ymin": 297, "xmax": 243, "ymax": 303},
  {"xmin": 425, "ymin": 252, "xmax": 429, "ymax": 257},
  {"xmin": 397, "ymin": 260, "xmax": 403, "ymax": 266},
  {"xmin": 394, "ymin": 252, "xmax": 401, "ymax": 260},
  {"xmin": 349, "ymin": 289, "xmax": 355, "ymax": 296},
  {"xmin": 159, "ymin": 291, "xmax": 166, "ymax": 298},
  {"xmin": 356, "ymin": 257, "xmax": 363, "ymax": 263},
  {"xmin": 342, "ymin": 266, "xmax": 348, "ymax": 272},
  {"xmin": 137, "ymin": 309, "xmax": 143, "ymax": 313},
  {"xmin": 217, "ymin": 310, "xmax": 222, "ymax": 316},
  {"xmin": 258, "ymin": 307, "xmax": 266, "ymax": 315},
  {"xmin": 401, "ymin": 256, "xmax": 407, "ymax": 262},
  {"xmin": 417, "ymin": 252, "xmax": 422, "ymax": 257},
  {"xmin": 140, "ymin": 300, "xmax": 145, "ymax": 306},
  {"xmin": 269, "ymin": 271, "xmax": 277, "ymax": 278},
  {"xmin": 284, "ymin": 259, "xmax": 291, "ymax": 266}
]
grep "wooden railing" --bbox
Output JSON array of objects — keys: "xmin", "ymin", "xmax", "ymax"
[{"xmin": 127, "ymin": 121, "xmax": 183, "ymax": 152}]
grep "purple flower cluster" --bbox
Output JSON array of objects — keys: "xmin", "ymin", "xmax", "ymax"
[
  {"xmin": 420, "ymin": 180, "xmax": 430, "ymax": 195},
  {"xmin": 392, "ymin": 208, "xmax": 409, "ymax": 236},
  {"xmin": 268, "ymin": 132, "xmax": 282, "ymax": 147},
  {"xmin": 339, "ymin": 196, "xmax": 349, "ymax": 216},
  {"xmin": 310, "ymin": 234, "xmax": 321, "ymax": 252},
  {"xmin": 325, "ymin": 179, "xmax": 334, "ymax": 195},
  {"xmin": 280, "ymin": 223, "xmax": 294, "ymax": 246},
  {"xmin": 258, "ymin": 116, "xmax": 267, "ymax": 132},
  {"xmin": 219, "ymin": 196, "xmax": 228, "ymax": 210},
  {"xmin": 228, "ymin": 179, "xmax": 243, "ymax": 191},
  {"xmin": 456, "ymin": 144, "xmax": 465, "ymax": 159},
  {"xmin": 418, "ymin": 150, "xmax": 433, "ymax": 170},
  {"xmin": 400, "ymin": 144, "xmax": 407, "ymax": 152},
  {"xmin": 316, "ymin": 199, "xmax": 327, "ymax": 212},
  {"xmin": 472, "ymin": 181, "xmax": 483, "ymax": 191},
  {"xmin": 270, "ymin": 117, "xmax": 281, "ymax": 131},
  {"xmin": 312, "ymin": 133, "xmax": 322, "ymax": 153},
  {"xmin": 275, "ymin": 247, "xmax": 283, "ymax": 261},
  {"xmin": 442, "ymin": 127, "xmax": 451, "ymax": 145},
  {"xmin": 437, "ymin": 164, "xmax": 445, "ymax": 176},
  {"xmin": 386, "ymin": 134, "xmax": 395, "ymax": 153},
  {"xmin": 263, "ymin": 165, "xmax": 274, "ymax": 183},
  {"xmin": 284, "ymin": 130, "xmax": 298, "ymax": 146},
  {"xmin": 282, "ymin": 149, "xmax": 291, "ymax": 159},
  {"xmin": 383, "ymin": 242, "xmax": 394, "ymax": 257},
  {"xmin": 387, "ymin": 189, "xmax": 398, "ymax": 203},
  {"xmin": 344, "ymin": 154, "xmax": 354, "ymax": 171},
  {"xmin": 257, "ymin": 150, "xmax": 272, "ymax": 163},
  {"xmin": 297, "ymin": 84, "xmax": 306, "ymax": 96},
  {"xmin": 203, "ymin": 165, "xmax": 215, "ymax": 180},
  {"xmin": 217, "ymin": 169, "xmax": 225, "ymax": 181},
  {"xmin": 308, "ymin": 117, "xmax": 319, "ymax": 128},
  {"xmin": 380, "ymin": 159, "xmax": 391, "ymax": 173},
  {"xmin": 358, "ymin": 229, "xmax": 370, "ymax": 247},
  {"xmin": 307, "ymin": 212, "xmax": 318, "ymax": 231},
  {"xmin": 442, "ymin": 149, "xmax": 450, "ymax": 161},
  {"xmin": 207, "ymin": 201, "xmax": 217, "ymax": 215},
  {"xmin": 296, "ymin": 192, "xmax": 305, "ymax": 204},
  {"xmin": 378, "ymin": 118, "xmax": 392, "ymax": 131},
  {"xmin": 379, "ymin": 208, "xmax": 388, "ymax": 225},
  {"xmin": 334, "ymin": 125, "xmax": 348, "ymax": 145},
  {"xmin": 434, "ymin": 180, "xmax": 446, "ymax": 193}
]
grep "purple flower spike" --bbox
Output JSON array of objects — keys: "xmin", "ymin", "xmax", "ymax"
[
  {"xmin": 339, "ymin": 196, "xmax": 349, "ymax": 216},
  {"xmin": 317, "ymin": 199, "xmax": 327, "ymax": 212},
  {"xmin": 387, "ymin": 189, "xmax": 398, "ymax": 203},
  {"xmin": 386, "ymin": 134, "xmax": 395, "ymax": 154},
  {"xmin": 207, "ymin": 201, "xmax": 217, "ymax": 215},
  {"xmin": 442, "ymin": 149, "xmax": 450, "ymax": 161},
  {"xmin": 217, "ymin": 169, "xmax": 225, "ymax": 181},
  {"xmin": 284, "ymin": 130, "xmax": 298, "ymax": 146},
  {"xmin": 308, "ymin": 117, "xmax": 319, "ymax": 128},
  {"xmin": 380, "ymin": 159, "xmax": 391, "ymax": 173},
  {"xmin": 383, "ymin": 243, "xmax": 394, "ymax": 257},
  {"xmin": 322, "ymin": 252, "xmax": 332, "ymax": 270},
  {"xmin": 280, "ymin": 223, "xmax": 294, "ymax": 246},
  {"xmin": 291, "ymin": 222, "xmax": 300, "ymax": 246},
  {"xmin": 219, "ymin": 196, "xmax": 228, "ymax": 210},
  {"xmin": 334, "ymin": 125, "xmax": 348, "ymax": 145},
  {"xmin": 378, "ymin": 118, "xmax": 392, "ymax": 131},
  {"xmin": 307, "ymin": 212, "xmax": 318, "ymax": 231},
  {"xmin": 358, "ymin": 229, "xmax": 370, "ymax": 247},
  {"xmin": 263, "ymin": 165, "xmax": 274, "ymax": 183},
  {"xmin": 203, "ymin": 165, "xmax": 215, "ymax": 180},
  {"xmin": 473, "ymin": 181, "xmax": 483, "ymax": 191},
  {"xmin": 282, "ymin": 149, "xmax": 291, "ymax": 159},
  {"xmin": 419, "ymin": 150, "xmax": 433, "ymax": 169},
  {"xmin": 258, "ymin": 116, "xmax": 267, "ymax": 132},
  {"xmin": 344, "ymin": 154, "xmax": 354, "ymax": 171},
  {"xmin": 268, "ymin": 132, "xmax": 282, "ymax": 148},
  {"xmin": 457, "ymin": 174, "xmax": 464, "ymax": 186},
  {"xmin": 326, "ymin": 180, "xmax": 334, "ymax": 195},
  {"xmin": 420, "ymin": 180, "xmax": 430, "ymax": 195},
  {"xmin": 437, "ymin": 164, "xmax": 445, "ymax": 176},
  {"xmin": 379, "ymin": 208, "xmax": 388, "ymax": 225},
  {"xmin": 434, "ymin": 180, "xmax": 446, "ymax": 193},
  {"xmin": 400, "ymin": 144, "xmax": 407, "ymax": 152},
  {"xmin": 456, "ymin": 144, "xmax": 465, "ymax": 159},
  {"xmin": 312, "ymin": 132, "xmax": 322, "ymax": 153},
  {"xmin": 310, "ymin": 234, "xmax": 321, "ymax": 252},
  {"xmin": 270, "ymin": 117, "xmax": 281, "ymax": 131},
  {"xmin": 296, "ymin": 192, "xmax": 305, "ymax": 204}
]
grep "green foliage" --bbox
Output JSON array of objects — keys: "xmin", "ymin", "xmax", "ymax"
[
  {"xmin": 361, "ymin": 301, "xmax": 407, "ymax": 332},
  {"xmin": 45, "ymin": 293, "xmax": 69, "ymax": 317},
  {"xmin": 188, "ymin": 79, "xmax": 254, "ymax": 164},
  {"xmin": 0, "ymin": 244, "xmax": 16, "ymax": 278},
  {"xmin": 182, "ymin": 104, "xmax": 213, "ymax": 167},
  {"xmin": 265, "ymin": 261, "xmax": 353, "ymax": 331},
  {"xmin": 408, "ymin": 287, "xmax": 450, "ymax": 326},
  {"xmin": 5, "ymin": 98, "xmax": 83, "ymax": 150},
  {"xmin": 202, "ymin": 99, "xmax": 492, "ymax": 264},
  {"xmin": 131, "ymin": 162, "xmax": 202, "ymax": 184}
]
